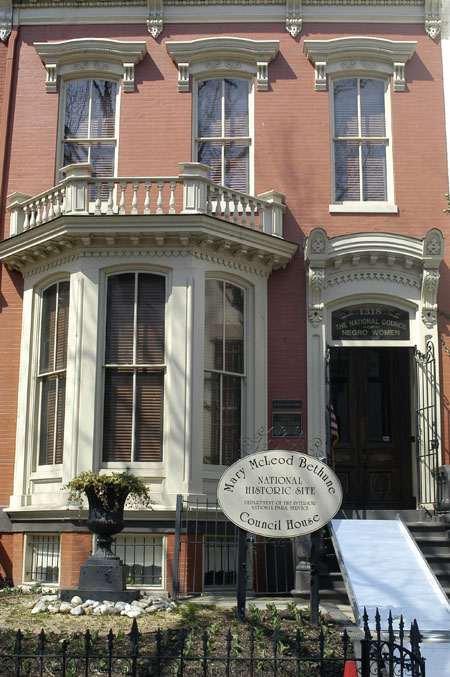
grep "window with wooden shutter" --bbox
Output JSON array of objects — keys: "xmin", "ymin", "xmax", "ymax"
[
  {"xmin": 196, "ymin": 78, "xmax": 250, "ymax": 193},
  {"xmin": 103, "ymin": 273, "xmax": 165, "ymax": 463},
  {"xmin": 203, "ymin": 280, "xmax": 244, "ymax": 465},
  {"xmin": 38, "ymin": 280, "xmax": 70, "ymax": 465},
  {"xmin": 62, "ymin": 79, "xmax": 117, "ymax": 190},
  {"xmin": 332, "ymin": 78, "xmax": 389, "ymax": 203}
]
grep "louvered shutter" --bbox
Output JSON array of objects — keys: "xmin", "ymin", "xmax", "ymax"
[{"xmin": 103, "ymin": 273, "xmax": 165, "ymax": 463}]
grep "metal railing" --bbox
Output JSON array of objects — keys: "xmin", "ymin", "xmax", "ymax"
[
  {"xmin": 0, "ymin": 611, "xmax": 425, "ymax": 676},
  {"xmin": 172, "ymin": 495, "xmax": 294, "ymax": 598},
  {"xmin": 7, "ymin": 162, "xmax": 285, "ymax": 239},
  {"xmin": 415, "ymin": 341, "xmax": 439, "ymax": 509},
  {"xmin": 25, "ymin": 534, "xmax": 60, "ymax": 584}
]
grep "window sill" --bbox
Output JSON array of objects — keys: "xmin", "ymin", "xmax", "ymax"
[{"xmin": 329, "ymin": 203, "xmax": 398, "ymax": 214}]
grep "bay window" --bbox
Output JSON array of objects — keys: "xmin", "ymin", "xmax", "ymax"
[
  {"xmin": 196, "ymin": 78, "xmax": 251, "ymax": 193},
  {"xmin": 103, "ymin": 272, "xmax": 165, "ymax": 463},
  {"xmin": 38, "ymin": 280, "xmax": 70, "ymax": 465},
  {"xmin": 203, "ymin": 279, "xmax": 245, "ymax": 465},
  {"xmin": 332, "ymin": 77, "xmax": 390, "ymax": 204}
]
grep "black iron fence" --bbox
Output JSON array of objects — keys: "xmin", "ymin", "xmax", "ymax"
[
  {"xmin": 172, "ymin": 495, "xmax": 294, "ymax": 597},
  {"xmin": 415, "ymin": 341, "xmax": 439, "ymax": 509},
  {"xmin": 0, "ymin": 610, "xmax": 425, "ymax": 676}
]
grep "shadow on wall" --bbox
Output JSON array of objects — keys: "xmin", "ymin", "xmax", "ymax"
[{"xmin": 0, "ymin": 538, "xmax": 13, "ymax": 587}]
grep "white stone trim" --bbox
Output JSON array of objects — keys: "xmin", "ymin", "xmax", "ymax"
[
  {"xmin": 303, "ymin": 228, "xmax": 444, "ymax": 465},
  {"xmin": 147, "ymin": 0, "xmax": 163, "ymax": 38},
  {"xmin": 166, "ymin": 37, "xmax": 279, "ymax": 92},
  {"xmin": 34, "ymin": 38, "xmax": 147, "ymax": 93},
  {"xmin": 329, "ymin": 203, "xmax": 398, "ymax": 214},
  {"xmin": 303, "ymin": 37, "xmax": 416, "ymax": 92},
  {"xmin": 286, "ymin": 0, "xmax": 302, "ymax": 38},
  {"xmin": 425, "ymin": 0, "xmax": 442, "ymax": 39}
]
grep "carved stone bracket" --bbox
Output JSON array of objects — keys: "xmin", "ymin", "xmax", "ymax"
[
  {"xmin": 0, "ymin": 0, "xmax": 12, "ymax": 43},
  {"xmin": 286, "ymin": 0, "xmax": 302, "ymax": 39},
  {"xmin": 425, "ymin": 0, "xmax": 441, "ymax": 39},
  {"xmin": 422, "ymin": 270, "xmax": 440, "ymax": 328},
  {"xmin": 147, "ymin": 0, "xmax": 163, "ymax": 39}
]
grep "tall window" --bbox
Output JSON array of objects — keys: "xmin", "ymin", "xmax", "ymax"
[
  {"xmin": 103, "ymin": 273, "xmax": 165, "ymax": 463},
  {"xmin": 203, "ymin": 280, "xmax": 244, "ymax": 465},
  {"xmin": 196, "ymin": 78, "xmax": 250, "ymax": 193},
  {"xmin": 332, "ymin": 78, "xmax": 389, "ymax": 203},
  {"xmin": 38, "ymin": 280, "xmax": 70, "ymax": 465},
  {"xmin": 62, "ymin": 79, "xmax": 117, "ymax": 178}
]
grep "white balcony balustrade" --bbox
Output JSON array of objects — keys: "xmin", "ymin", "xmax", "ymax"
[{"xmin": 7, "ymin": 162, "xmax": 285, "ymax": 239}]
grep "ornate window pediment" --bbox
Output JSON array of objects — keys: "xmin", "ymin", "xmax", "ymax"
[
  {"xmin": 166, "ymin": 37, "xmax": 279, "ymax": 92},
  {"xmin": 34, "ymin": 38, "xmax": 147, "ymax": 93},
  {"xmin": 303, "ymin": 37, "xmax": 416, "ymax": 92}
]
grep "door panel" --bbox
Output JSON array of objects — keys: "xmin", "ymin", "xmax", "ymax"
[{"xmin": 330, "ymin": 347, "xmax": 413, "ymax": 509}]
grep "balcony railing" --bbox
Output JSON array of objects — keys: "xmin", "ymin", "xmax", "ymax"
[{"xmin": 8, "ymin": 162, "xmax": 285, "ymax": 239}]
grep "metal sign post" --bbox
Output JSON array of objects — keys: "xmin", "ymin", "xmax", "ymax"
[{"xmin": 236, "ymin": 527, "xmax": 247, "ymax": 622}]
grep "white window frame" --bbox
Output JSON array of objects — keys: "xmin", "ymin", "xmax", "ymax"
[
  {"xmin": 101, "ymin": 269, "xmax": 168, "ymax": 468},
  {"xmin": 57, "ymin": 76, "xmax": 121, "ymax": 185},
  {"xmin": 203, "ymin": 277, "xmax": 247, "ymax": 467},
  {"xmin": 193, "ymin": 75, "xmax": 254, "ymax": 195},
  {"xmin": 330, "ymin": 75, "xmax": 396, "ymax": 213},
  {"xmin": 35, "ymin": 278, "xmax": 70, "ymax": 470}
]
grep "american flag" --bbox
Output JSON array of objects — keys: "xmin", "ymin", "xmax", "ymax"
[{"xmin": 330, "ymin": 404, "xmax": 339, "ymax": 446}]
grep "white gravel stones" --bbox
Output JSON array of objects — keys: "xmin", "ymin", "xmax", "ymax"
[{"xmin": 27, "ymin": 593, "xmax": 181, "ymax": 617}]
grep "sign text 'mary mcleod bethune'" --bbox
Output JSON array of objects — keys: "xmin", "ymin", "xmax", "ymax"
[{"xmin": 217, "ymin": 450, "xmax": 343, "ymax": 538}]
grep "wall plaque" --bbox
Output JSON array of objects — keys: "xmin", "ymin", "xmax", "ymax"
[
  {"xmin": 332, "ymin": 304, "xmax": 409, "ymax": 340},
  {"xmin": 217, "ymin": 451, "xmax": 343, "ymax": 538},
  {"xmin": 272, "ymin": 399, "xmax": 302, "ymax": 410},
  {"xmin": 272, "ymin": 412, "xmax": 302, "ymax": 437}
]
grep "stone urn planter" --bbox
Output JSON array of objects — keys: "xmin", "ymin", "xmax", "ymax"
[{"xmin": 60, "ymin": 472, "xmax": 152, "ymax": 603}]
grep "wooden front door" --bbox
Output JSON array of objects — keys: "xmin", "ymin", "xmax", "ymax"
[{"xmin": 330, "ymin": 347, "xmax": 414, "ymax": 509}]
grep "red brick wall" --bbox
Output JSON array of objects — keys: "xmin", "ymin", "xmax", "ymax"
[
  {"xmin": 12, "ymin": 533, "xmax": 24, "ymax": 585},
  {"xmin": 0, "ymin": 534, "xmax": 14, "ymax": 585},
  {"xmin": 59, "ymin": 532, "xmax": 92, "ymax": 590}
]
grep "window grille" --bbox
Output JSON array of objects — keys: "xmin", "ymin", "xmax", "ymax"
[
  {"xmin": 204, "ymin": 535, "xmax": 237, "ymax": 588},
  {"xmin": 111, "ymin": 535, "xmax": 163, "ymax": 587},
  {"xmin": 25, "ymin": 535, "xmax": 60, "ymax": 583}
]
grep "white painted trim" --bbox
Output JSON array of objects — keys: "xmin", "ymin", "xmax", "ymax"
[
  {"xmin": 304, "ymin": 37, "xmax": 416, "ymax": 92},
  {"xmin": 166, "ymin": 37, "xmax": 279, "ymax": 92},
  {"xmin": 303, "ymin": 228, "xmax": 444, "ymax": 471},
  {"xmin": 34, "ymin": 38, "xmax": 147, "ymax": 93},
  {"xmin": 329, "ymin": 203, "xmax": 398, "ymax": 213}
]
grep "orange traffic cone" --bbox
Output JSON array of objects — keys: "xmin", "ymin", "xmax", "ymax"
[{"xmin": 343, "ymin": 660, "xmax": 358, "ymax": 677}]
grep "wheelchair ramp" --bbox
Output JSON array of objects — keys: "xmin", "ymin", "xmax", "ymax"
[{"xmin": 331, "ymin": 519, "xmax": 450, "ymax": 676}]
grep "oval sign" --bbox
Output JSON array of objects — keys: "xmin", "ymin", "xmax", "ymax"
[{"xmin": 217, "ymin": 450, "xmax": 343, "ymax": 538}]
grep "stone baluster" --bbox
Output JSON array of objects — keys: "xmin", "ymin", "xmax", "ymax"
[
  {"xmin": 232, "ymin": 194, "xmax": 239, "ymax": 223},
  {"xmin": 224, "ymin": 190, "xmax": 231, "ymax": 220},
  {"xmin": 94, "ymin": 183, "xmax": 102, "ymax": 215},
  {"xmin": 106, "ymin": 182, "xmax": 114, "ymax": 215},
  {"xmin": 144, "ymin": 181, "xmax": 151, "ymax": 214},
  {"xmin": 215, "ymin": 187, "xmax": 222, "ymax": 217},
  {"xmin": 41, "ymin": 197, "xmax": 48, "ymax": 224},
  {"xmin": 241, "ymin": 196, "xmax": 248, "ymax": 226},
  {"xmin": 157, "ymin": 181, "xmax": 164, "ymax": 214},
  {"xmin": 23, "ymin": 204, "xmax": 30, "ymax": 230},
  {"xmin": 249, "ymin": 199, "xmax": 256, "ymax": 229},
  {"xmin": 48, "ymin": 194, "xmax": 55, "ymax": 220},
  {"xmin": 35, "ymin": 201, "xmax": 42, "ymax": 226},
  {"xmin": 59, "ymin": 188, "xmax": 66, "ymax": 215},
  {"xmin": 132, "ymin": 181, "xmax": 139, "ymax": 214},
  {"xmin": 169, "ymin": 181, "xmax": 176, "ymax": 214},
  {"xmin": 30, "ymin": 203, "xmax": 36, "ymax": 229},
  {"xmin": 119, "ymin": 182, "xmax": 126, "ymax": 214}
]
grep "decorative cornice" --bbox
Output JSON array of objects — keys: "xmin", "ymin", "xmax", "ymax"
[
  {"xmin": 0, "ymin": 0, "xmax": 11, "ymax": 42},
  {"xmin": 303, "ymin": 36, "xmax": 416, "ymax": 91},
  {"xmin": 166, "ymin": 37, "xmax": 279, "ymax": 92},
  {"xmin": 34, "ymin": 38, "xmax": 147, "ymax": 92}
]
